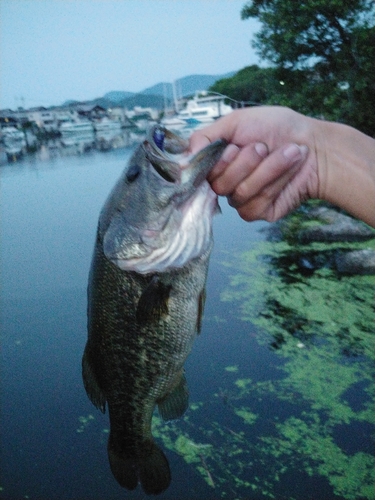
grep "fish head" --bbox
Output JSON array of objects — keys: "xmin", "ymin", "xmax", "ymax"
[{"xmin": 99, "ymin": 125, "xmax": 227, "ymax": 274}]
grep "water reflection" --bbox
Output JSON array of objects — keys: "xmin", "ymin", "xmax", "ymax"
[
  {"xmin": 0, "ymin": 121, "xmax": 211, "ymax": 166},
  {"xmin": 0, "ymin": 128, "xmax": 137, "ymax": 165}
]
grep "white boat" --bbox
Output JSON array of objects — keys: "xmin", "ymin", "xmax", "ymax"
[
  {"xmin": 1, "ymin": 127, "xmax": 27, "ymax": 158},
  {"xmin": 60, "ymin": 120, "xmax": 94, "ymax": 135},
  {"xmin": 1, "ymin": 126, "xmax": 26, "ymax": 144},
  {"xmin": 177, "ymin": 92, "xmax": 233, "ymax": 124},
  {"xmin": 160, "ymin": 115, "xmax": 186, "ymax": 129},
  {"xmin": 94, "ymin": 118, "xmax": 122, "ymax": 132}
]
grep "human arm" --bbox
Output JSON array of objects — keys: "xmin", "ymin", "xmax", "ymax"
[{"xmin": 189, "ymin": 106, "xmax": 375, "ymax": 227}]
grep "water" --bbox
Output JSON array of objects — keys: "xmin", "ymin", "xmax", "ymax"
[{"xmin": 1, "ymin": 145, "xmax": 374, "ymax": 500}]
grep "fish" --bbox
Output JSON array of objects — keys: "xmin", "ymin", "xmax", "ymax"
[{"xmin": 82, "ymin": 125, "xmax": 226, "ymax": 495}]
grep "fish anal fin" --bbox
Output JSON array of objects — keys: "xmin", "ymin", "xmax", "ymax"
[
  {"xmin": 157, "ymin": 371, "xmax": 189, "ymax": 421},
  {"xmin": 196, "ymin": 288, "xmax": 206, "ymax": 334},
  {"xmin": 82, "ymin": 346, "xmax": 106, "ymax": 413},
  {"xmin": 136, "ymin": 276, "xmax": 172, "ymax": 324}
]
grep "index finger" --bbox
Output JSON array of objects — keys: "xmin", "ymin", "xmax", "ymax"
[
  {"xmin": 189, "ymin": 132, "xmax": 211, "ymax": 154},
  {"xmin": 189, "ymin": 113, "xmax": 238, "ymax": 154}
]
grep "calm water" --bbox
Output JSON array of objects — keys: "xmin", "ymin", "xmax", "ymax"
[{"xmin": 1, "ymin": 144, "xmax": 374, "ymax": 500}]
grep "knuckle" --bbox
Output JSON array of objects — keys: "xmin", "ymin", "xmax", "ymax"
[{"xmin": 232, "ymin": 182, "xmax": 249, "ymax": 206}]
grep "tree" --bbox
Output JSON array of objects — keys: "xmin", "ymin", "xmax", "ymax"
[
  {"xmin": 211, "ymin": 65, "xmax": 280, "ymax": 105},
  {"xmin": 241, "ymin": 0, "xmax": 375, "ymax": 135}
]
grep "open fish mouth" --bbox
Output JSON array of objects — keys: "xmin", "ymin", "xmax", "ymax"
[{"xmin": 144, "ymin": 125, "xmax": 227, "ymax": 194}]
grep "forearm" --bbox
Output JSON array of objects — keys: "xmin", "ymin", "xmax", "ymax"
[{"xmin": 312, "ymin": 119, "xmax": 375, "ymax": 227}]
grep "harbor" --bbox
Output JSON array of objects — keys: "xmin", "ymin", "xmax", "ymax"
[{"xmin": 0, "ymin": 91, "xmax": 235, "ymax": 164}]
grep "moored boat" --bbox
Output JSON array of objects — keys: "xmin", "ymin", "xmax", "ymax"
[
  {"xmin": 60, "ymin": 120, "xmax": 94, "ymax": 135},
  {"xmin": 177, "ymin": 92, "xmax": 233, "ymax": 124}
]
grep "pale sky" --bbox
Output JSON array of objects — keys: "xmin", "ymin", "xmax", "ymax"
[{"xmin": 0, "ymin": 0, "xmax": 261, "ymax": 110}]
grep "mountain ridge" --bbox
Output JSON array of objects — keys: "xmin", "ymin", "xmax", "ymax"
[{"xmin": 66, "ymin": 71, "xmax": 237, "ymax": 109}]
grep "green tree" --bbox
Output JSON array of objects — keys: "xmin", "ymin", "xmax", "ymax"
[
  {"xmin": 241, "ymin": 0, "xmax": 375, "ymax": 135},
  {"xmin": 210, "ymin": 65, "xmax": 280, "ymax": 105}
]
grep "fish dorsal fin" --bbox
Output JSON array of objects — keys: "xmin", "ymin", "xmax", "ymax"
[
  {"xmin": 136, "ymin": 276, "xmax": 172, "ymax": 324},
  {"xmin": 157, "ymin": 371, "xmax": 189, "ymax": 421}
]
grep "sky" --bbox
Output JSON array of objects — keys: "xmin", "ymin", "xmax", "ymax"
[{"xmin": 0, "ymin": 0, "xmax": 261, "ymax": 110}]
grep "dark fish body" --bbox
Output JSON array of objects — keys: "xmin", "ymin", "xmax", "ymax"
[{"xmin": 82, "ymin": 127, "xmax": 226, "ymax": 495}]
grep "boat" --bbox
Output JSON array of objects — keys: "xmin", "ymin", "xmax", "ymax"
[
  {"xmin": 59, "ymin": 120, "xmax": 94, "ymax": 135},
  {"xmin": 177, "ymin": 92, "xmax": 233, "ymax": 124},
  {"xmin": 94, "ymin": 118, "xmax": 122, "ymax": 132},
  {"xmin": 159, "ymin": 115, "xmax": 186, "ymax": 129},
  {"xmin": 1, "ymin": 126, "xmax": 26, "ymax": 144},
  {"xmin": 1, "ymin": 127, "xmax": 27, "ymax": 160}
]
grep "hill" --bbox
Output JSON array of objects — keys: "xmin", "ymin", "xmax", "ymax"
[
  {"xmin": 140, "ymin": 72, "xmax": 236, "ymax": 100},
  {"xmin": 75, "ymin": 71, "xmax": 237, "ymax": 109},
  {"xmin": 103, "ymin": 90, "xmax": 135, "ymax": 103}
]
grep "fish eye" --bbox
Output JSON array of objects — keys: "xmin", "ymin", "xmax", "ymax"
[
  {"xmin": 150, "ymin": 160, "xmax": 175, "ymax": 183},
  {"xmin": 153, "ymin": 128, "xmax": 165, "ymax": 150},
  {"xmin": 126, "ymin": 164, "xmax": 141, "ymax": 182}
]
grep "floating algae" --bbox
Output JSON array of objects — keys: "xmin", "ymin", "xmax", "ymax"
[
  {"xmin": 76, "ymin": 414, "xmax": 95, "ymax": 433},
  {"xmin": 224, "ymin": 365, "xmax": 239, "ymax": 373}
]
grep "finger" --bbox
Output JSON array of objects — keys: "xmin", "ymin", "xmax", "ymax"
[
  {"xmin": 210, "ymin": 142, "xmax": 268, "ymax": 194},
  {"xmin": 189, "ymin": 111, "xmax": 241, "ymax": 154},
  {"xmin": 189, "ymin": 133, "xmax": 211, "ymax": 154},
  {"xmin": 207, "ymin": 143, "xmax": 240, "ymax": 181},
  {"xmin": 232, "ymin": 160, "xmax": 301, "ymax": 219},
  {"xmin": 228, "ymin": 144, "xmax": 308, "ymax": 208}
]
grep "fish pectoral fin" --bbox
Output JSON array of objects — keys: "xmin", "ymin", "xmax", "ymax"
[
  {"xmin": 82, "ymin": 346, "xmax": 106, "ymax": 413},
  {"xmin": 196, "ymin": 288, "xmax": 206, "ymax": 334},
  {"xmin": 157, "ymin": 371, "xmax": 189, "ymax": 421},
  {"xmin": 136, "ymin": 276, "xmax": 172, "ymax": 324}
]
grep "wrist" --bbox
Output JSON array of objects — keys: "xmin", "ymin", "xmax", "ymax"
[{"xmin": 312, "ymin": 119, "xmax": 375, "ymax": 227}]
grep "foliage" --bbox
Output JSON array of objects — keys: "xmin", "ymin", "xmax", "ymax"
[
  {"xmin": 210, "ymin": 65, "xmax": 281, "ymax": 105},
  {"xmin": 241, "ymin": 1, "xmax": 374, "ymax": 68},
  {"xmin": 215, "ymin": 0, "xmax": 375, "ymax": 134}
]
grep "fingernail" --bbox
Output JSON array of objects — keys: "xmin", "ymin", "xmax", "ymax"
[
  {"xmin": 255, "ymin": 142, "xmax": 268, "ymax": 158},
  {"xmin": 221, "ymin": 144, "xmax": 239, "ymax": 163},
  {"xmin": 283, "ymin": 144, "xmax": 308, "ymax": 161}
]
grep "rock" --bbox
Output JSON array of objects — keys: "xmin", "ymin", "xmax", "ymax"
[
  {"xmin": 298, "ymin": 207, "xmax": 375, "ymax": 243},
  {"xmin": 335, "ymin": 249, "xmax": 375, "ymax": 275}
]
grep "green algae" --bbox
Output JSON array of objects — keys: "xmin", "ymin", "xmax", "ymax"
[
  {"xmin": 76, "ymin": 414, "xmax": 95, "ymax": 433},
  {"xmin": 224, "ymin": 365, "xmax": 239, "ymax": 373},
  {"xmin": 215, "ymin": 206, "xmax": 375, "ymax": 498},
  {"xmin": 260, "ymin": 416, "xmax": 375, "ymax": 499},
  {"xmin": 233, "ymin": 407, "xmax": 257, "ymax": 425}
]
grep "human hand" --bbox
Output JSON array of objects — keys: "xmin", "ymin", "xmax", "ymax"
[{"xmin": 190, "ymin": 107, "xmax": 319, "ymax": 222}]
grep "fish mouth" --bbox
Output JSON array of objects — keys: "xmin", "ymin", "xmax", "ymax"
[{"xmin": 144, "ymin": 125, "xmax": 228, "ymax": 193}]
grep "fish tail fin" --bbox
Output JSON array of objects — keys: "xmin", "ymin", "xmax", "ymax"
[
  {"xmin": 139, "ymin": 443, "xmax": 171, "ymax": 495},
  {"xmin": 108, "ymin": 448, "xmax": 138, "ymax": 491},
  {"xmin": 108, "ymin": 440, "xmax": 171, "ymax": 495}
]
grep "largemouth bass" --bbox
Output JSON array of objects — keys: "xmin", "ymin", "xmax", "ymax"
[{"xmin": 82, "ymin": 126, "xmax": 226, "ymax": 495}]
